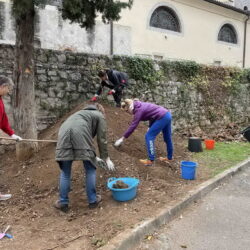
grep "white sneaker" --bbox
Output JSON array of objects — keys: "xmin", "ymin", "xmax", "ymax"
[{"xmin": 0, "ymin": 193, "xmax": 12, "ymax": 201}]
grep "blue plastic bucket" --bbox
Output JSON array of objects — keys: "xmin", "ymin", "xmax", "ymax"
[
  {"xmin": 181, "ymin": 161, "xmax": 197, "ymax": 180},
  {"xmin": 107, "ymin": 177, "xmax": 140, "ymax": 202}
]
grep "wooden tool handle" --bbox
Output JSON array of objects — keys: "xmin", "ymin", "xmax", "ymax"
[
  {"xmin": 0, "ymin": 137, "xmax": 57, "ymax": 143},
  {"xmin": 3, "ymin": 225, "xmax": 10, "ymax": 234}
]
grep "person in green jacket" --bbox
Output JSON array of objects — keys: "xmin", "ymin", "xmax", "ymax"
[{"xmin": 54, "ymin": 103, "xmax": 115, "ymax": 212}]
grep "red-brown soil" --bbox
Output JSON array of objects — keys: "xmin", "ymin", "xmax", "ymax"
[{"xmin": 0, "ymin": 102, "xmax": 209, "ymax": 250}]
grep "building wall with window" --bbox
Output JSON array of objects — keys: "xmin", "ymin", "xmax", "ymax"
[
  {"xmin": 116, "ymin": 0, "xmax": 250, "ymax": 67},
  {"xmin": 0, "ymin": 0, "xmax": 249, "ymax": 68}
]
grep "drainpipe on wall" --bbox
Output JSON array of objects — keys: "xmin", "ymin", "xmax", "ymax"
[
  {"xmin": 110, "ymin": 20, "xmax": 114, "ymax": 56},
  {"xmin": 243, "ymin": 12, "xmax": 250, "ymax": 68}
]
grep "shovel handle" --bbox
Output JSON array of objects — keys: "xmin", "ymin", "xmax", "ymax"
[
  {"xmin": 0, "ymin": 137, "xmax": 57, "ymax": 143},
  {"xmin": 3, "ymin": 225, "xmax": 10, "ymax": 234}
]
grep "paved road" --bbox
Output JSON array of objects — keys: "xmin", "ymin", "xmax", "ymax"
[{"xmin": 137, "ymin": 166, "xmax": 250, "ymax": 250}]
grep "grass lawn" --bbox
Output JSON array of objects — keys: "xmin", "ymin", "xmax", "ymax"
[{"xmin": 191, "ymin": 142, "xmax": 250, "ymax": 177}]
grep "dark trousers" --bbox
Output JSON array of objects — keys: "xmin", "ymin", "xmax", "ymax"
[{"xmin": 113, "ymin": 90, "xmax": 123, "ymax": 107}]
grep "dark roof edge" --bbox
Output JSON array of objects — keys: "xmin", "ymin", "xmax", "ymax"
[{"xmin": 203, "ymin": 0, "xmax": 250, "ymax": 15}]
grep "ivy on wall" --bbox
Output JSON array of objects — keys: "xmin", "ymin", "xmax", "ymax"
[
  {"xmin": 111, "ymin": 56, "xmax": 250, "ymax": 124},
  {"xmin": 125, "ymin": 57, "xmax": 162, "ymax": 84},
  {"xmin": 116, "ymin": 56, "xmax": 250, "ymax": 89},
  {"xmin": 160, "ymin": 60, "xmax": 202, "ymax": 82}
]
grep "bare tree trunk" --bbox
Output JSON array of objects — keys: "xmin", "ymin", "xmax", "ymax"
[{"xmin": 12, "ymin": 1, "xmax": 38, "ymax": 160}]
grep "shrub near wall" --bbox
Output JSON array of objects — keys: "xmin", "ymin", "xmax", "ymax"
[
  {"xmin": 118, "ymin": 57, "xmax": 250, "ymax": 131},
  {"xmin": 0, "ymin": 43, "xmax": 249, "ymax": 133},
  {"xmin": 159, "ymin": 61, "xmax": 250, "ymax": 129}
]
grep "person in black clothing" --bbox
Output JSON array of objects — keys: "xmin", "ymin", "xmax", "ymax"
[{"xmin": 91, "ymin": 69, "xmax": 128, "ymax": 107}]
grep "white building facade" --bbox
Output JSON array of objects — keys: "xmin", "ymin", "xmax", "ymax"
[{"xmin": 0, "ymin": 0, "xmax": 249, "ymax": 67}]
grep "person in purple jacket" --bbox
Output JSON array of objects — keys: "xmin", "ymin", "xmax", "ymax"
[{"xmin": 114, "ymin": 99, "xmax": 173, "ymax": 166}]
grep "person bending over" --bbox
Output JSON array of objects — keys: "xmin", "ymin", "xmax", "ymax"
[
  {"xmin": 91, "ymin": 69, "xmax": 128, "ymax": 107},
  {"xmin": 55, "ymin": 103, "xmax": 115, "ymax": 212},
  {"xmin": 114, "ymin": 99, "xmax": 173, "ymax": 166}
]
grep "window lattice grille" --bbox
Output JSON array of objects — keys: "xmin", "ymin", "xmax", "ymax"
[
  {"xmin": 218, "ymin": 24, "xmax": 237, "ymax": 44},
  {"xmin": 150, "ymin": 6, "xmax": 180, "ymax": 32}
]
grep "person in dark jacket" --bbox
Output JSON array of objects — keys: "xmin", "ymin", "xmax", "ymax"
[
  {"xmin": 0, "ymin": 76, "xmax": 22, "ymax": 201},
  {"xmin": 54, "ymin": 103, "xmax": 115, "ymax": 212},
  {"xmin": 91, "ymin": 69, "xmax": 128, "ymax": 107},
  {"xmin": 114, "ymin": 99, "xmax": 173, "ymax": 167}
]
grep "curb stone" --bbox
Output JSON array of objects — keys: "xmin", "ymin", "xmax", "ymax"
[{"xmin": 101, "ymin": 157, "xmax": 250, "ymax": 250}]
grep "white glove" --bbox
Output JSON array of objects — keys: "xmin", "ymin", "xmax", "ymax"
[
  {"xmin": 114, "ymin": 137, "xmax": 124, "ymax": 147},
  {"xmin": 106, "ymin": 157, "xmax": 115, "ymax": 171},
  {"xmin": 96, "ymin": 157, "xmax": 115, "ymax": 171},
  {"xmin": 11, "ymin": 134, "xmax": 23, "ymax": 141}
]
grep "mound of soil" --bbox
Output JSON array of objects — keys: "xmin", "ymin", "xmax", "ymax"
[{"xmin": 0, "ymin": 102, "xmax": 208, "ymax": 250}]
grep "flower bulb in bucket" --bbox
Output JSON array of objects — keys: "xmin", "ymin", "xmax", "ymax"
[{"xmin": 107, "ymin": 177, "xmax": 140, "ymax": 202}]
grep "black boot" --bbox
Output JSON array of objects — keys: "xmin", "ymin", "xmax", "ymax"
[
  {"xmin": 54, "ymin": 200, "xmax": 69, "ymax": 212},
  {"xmin": 88, "ymin": 195, "xmax": 102, "ymax": 209}
]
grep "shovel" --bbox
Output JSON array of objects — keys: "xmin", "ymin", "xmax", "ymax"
[
  {"xmin": 0, "ymin": 225, "xmax": 12, "ymax": 240},
  {"xmin": 0, "ymin": 137, "xmax": 57, "ymax": 143}
]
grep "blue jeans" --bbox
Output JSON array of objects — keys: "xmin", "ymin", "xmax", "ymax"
[
  {"xmin": 145, "ymin": 112, "xmax": 173, "ymax": 161},
  {"xmin": 58, "ymin": 160, "xmax": 97, "ymax": 204}
]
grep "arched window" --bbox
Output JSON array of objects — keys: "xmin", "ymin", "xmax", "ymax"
[
  {"xmin": 218, "ymin": 24, "xmax": 237, "ymax": 44},
  {"xmin": 150, "ymin": 6, "xmax": 181, "ymax": 32}
]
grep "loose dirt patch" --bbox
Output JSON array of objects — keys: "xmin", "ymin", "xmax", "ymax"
[{"xmin": 0, "ymin": 102, "xmax": 209, "ymax": 250}]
